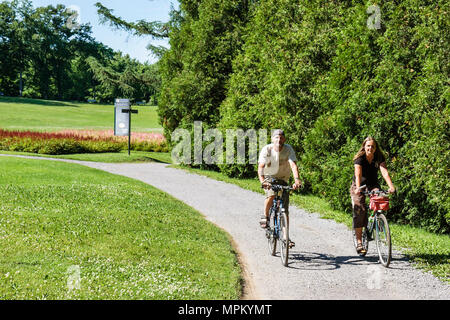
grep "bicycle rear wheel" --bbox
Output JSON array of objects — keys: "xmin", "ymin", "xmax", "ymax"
[
  {"xmin": 279, "ymin": 211, "xmax": 289, "ymax": 267},
  {"xmin": 375, "ymin": 213, "xmax": 391, "ymax": 267},
  {"xmin": 267, "ymin": 208, "xmax": 277, "ymax": 256}
]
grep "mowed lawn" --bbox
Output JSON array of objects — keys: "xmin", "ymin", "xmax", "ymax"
[
  {"xmin": 0, "ymin": 156, "xmax": 241, "ymax": 299},
  {"xmin": 0, "ymin": 97, "xmax": 161, "ymax": 132}
]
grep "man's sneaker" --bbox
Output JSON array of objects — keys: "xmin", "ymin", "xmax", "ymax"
[{"xmin": 259, "ymin": 215, "xmax": 269, "ymax": 229}]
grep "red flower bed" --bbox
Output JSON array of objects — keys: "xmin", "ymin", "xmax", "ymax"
[{"xmin": 0, "ymin": 129, "xmax": 168, "ymax": 154}]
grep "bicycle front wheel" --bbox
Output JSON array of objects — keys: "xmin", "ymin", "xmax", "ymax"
[
  {"xmin": 375, "ymin": 213, "xmax": 391, "ymax": 267},
  {"xmin": 279, "ymin": 211, "xmax": 289, "ymax": 267},
  {"xmin": 267, "ymin": 208, "xmax": 277, "ymax": 256}
]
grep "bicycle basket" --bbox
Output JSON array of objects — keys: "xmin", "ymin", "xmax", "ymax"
[{"xmin": 369, "ymin": 195, "xmax": 389, "ymax": 211}]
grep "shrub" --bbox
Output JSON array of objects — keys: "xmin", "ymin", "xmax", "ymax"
[
  {"xmin": 160, "ymin": 0, "xmax": 449, "ymax": 233},
  {"xmin": 0, "ymin": 129, "xmax": 167, "ymax": 155},
  {"xmin": 299, "ymin": 0, "xmax": 449, "ymax": 233}
]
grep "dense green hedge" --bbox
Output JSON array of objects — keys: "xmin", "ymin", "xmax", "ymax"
[
  {"xmin": 159, "ymin": 0, "xmax": 449, "ymax": 233},
  {"xmin": 297, "ymin": 0, "xmax": 450, "ymax": 233}
]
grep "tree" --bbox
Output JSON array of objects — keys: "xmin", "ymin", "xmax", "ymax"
[
  {"xmin": 0, "ymin": 0, "xmax": 31, "ymax": 96},
  {"xmin": 157, "ymin": 0, "xmax": 252, "ymax": 138},
  {"xmin": 95, "ymin": 2, "xmax": 169, "ymax": 38},
  {"xmin": 86, "ymin": 52, "xmax": 161, "ymax": 103},
  {"xmin": 0, "ymin": 0, "xmax": 156, "ymax": 102},
  {"xmin": 23, "ymin": 4, "xmax": 94, "ymax": 99}
]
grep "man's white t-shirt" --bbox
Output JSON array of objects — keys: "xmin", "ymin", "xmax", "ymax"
[{"xmin": 258, "ymin": 143, "xmax": 297, "ymax": 183}]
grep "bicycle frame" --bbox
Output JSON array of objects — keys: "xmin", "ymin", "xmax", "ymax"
[
  {"xmin": 364, "ymin": 191, "xmax": 388, "ymax": 239},
  {"xmin": 265, "ymin": 182, "xmax": 293, "ymax": 267},
  {"xmin": 269, "ymin": 187, "xmax": 288, "ymax": 239},
  {"xmin": 366, "ymin": 210, "xmax": 382, "ymax": 241},
  {"xmin": 355, "ymin": 185, "xmax": 392, "ymax": 267}
]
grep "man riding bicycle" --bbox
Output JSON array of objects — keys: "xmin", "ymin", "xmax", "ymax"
[{"xmin": 258, "ymin": 129, "xmax": 301, "ymax": 247}]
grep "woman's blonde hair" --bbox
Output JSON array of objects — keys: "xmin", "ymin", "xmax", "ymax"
[{"xmin": 353, "ymin": 136, "xmax": 386, "ymax": 163}]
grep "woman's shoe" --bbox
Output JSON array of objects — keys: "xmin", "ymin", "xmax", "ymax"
[
  {"xmin": 288, "ymin": 240, "xmax": 295, "ymax": 248},
  {"xmin": 356, "ymin": 243, "xmax": 367, "ymax": 255}
]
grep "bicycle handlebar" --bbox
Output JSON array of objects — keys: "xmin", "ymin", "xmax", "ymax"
[
  {"xmin": 261, "ymin": 178, "xmax": 295, "ymax": 191},
  {"xmin": 358, "ymin": 185, "xmax": 390, "ymax": 197},
  {"xmin": 270, "ymin": 184, "xmax": 294, "ymax": 191}
]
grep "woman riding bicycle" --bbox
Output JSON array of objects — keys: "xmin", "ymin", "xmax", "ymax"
[{"xmin": 350, "ymin": 136, "xmax": 395, "ymax": 254}]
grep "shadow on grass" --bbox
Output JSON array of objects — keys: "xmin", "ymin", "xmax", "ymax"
[
  {"xmin": 0, "ymin": 96, "xmax": 79, "ymax": 107},
  {"xmin": 142, "ymin": 156, "xmax": 170, "ymax": 164}
]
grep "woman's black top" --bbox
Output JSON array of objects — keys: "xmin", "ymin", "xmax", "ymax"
[{"xmin": 352, "ymin": 154, "xmax": 385, "ymax": 190}]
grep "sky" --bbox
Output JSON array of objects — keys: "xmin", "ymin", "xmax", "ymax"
[{"xmin": 27, "ymin": 0, "xmax": 179, "ymax": 64}]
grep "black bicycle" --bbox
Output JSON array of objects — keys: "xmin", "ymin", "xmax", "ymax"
[
  {"xmin": 264, "ymin": 181, "xmax": 294, "ymax": 267},
  {"xmin": 352, "ymin": 185, "xmax": 392, "ymax": 267}
]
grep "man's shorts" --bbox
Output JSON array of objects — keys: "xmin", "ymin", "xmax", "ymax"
[{"xmin": 265, "ymin": 179, "xmax": 290, "ymax": 215}]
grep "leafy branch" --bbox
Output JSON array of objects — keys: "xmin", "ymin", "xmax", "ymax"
[{"xmin": 94, "ymin": 2, "xmax": 169, "ymax": 39}]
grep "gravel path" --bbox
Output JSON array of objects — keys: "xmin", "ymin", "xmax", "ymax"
[{"xmin": 3, "ymin": 155, "xmax": 449, "ymax": 300}]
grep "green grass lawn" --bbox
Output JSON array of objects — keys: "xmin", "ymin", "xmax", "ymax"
[
  {"xmin": 1, "ymin": 95, "xmax": 447, "ymax": 292},
  {"xmin": 0, "ymin": 96, "xmax": 161, "ymax": 132},
  {"xmin": 0, "ymin": 150, "xmax": 173, "ymax": 164},
  {"xmin": 0, "ymin": 156, "xmax": 241, "ymax": 299}
]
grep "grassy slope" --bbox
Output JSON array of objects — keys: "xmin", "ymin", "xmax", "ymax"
[
  {"xmin": 0, "ymin": 96, "xmax": 161, "ymax": 132},
  {"xmin": 0, "ymin": 157, "xmax": 241, "ymax": 299}
]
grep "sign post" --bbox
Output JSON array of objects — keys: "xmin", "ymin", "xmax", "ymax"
[{"xmin": 114, "ymin": 99, "xmax": 138, "ymax": 155}]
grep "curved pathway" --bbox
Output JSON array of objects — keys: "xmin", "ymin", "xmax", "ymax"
[{"xmin": 2, "ymin": 155, "xmax": 449, "ymax": 300}]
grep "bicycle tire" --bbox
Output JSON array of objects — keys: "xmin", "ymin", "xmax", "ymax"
[
  {"xmin": 267, "ymin": 208, "xmax": 277, "ymax": 256},
  {"xmin": 279, "ymin": 210, "xmax": 289, "ymax": 266},
  {"xmin": 375, "ymin": 213, "xmax": 391, "ymax": 267}
]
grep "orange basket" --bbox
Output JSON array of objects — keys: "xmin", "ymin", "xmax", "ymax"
[{"xmin": 370, "ymin": 195, "xmax": 390, "ymax": 211}]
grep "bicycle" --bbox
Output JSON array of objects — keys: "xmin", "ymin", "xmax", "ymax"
[
  {"xmin": 352, "ymin": 185, "xmax": 392, "ymax": 267},
  {"xmin": 263, "ymin": 180, "xmax": 294, "ymax": 267}
]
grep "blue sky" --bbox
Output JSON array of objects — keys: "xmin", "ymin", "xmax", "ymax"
[{"xmin": 28, "ymin": 0, "xmax": 179, "ymax": 64}]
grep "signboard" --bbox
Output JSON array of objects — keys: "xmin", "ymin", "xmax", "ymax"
[{"xmin": 114, "ymin": 99, "xmax": 130, "ymax": 136}]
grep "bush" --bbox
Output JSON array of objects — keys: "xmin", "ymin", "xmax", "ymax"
[
  {"xmin": 160, "ymin": 0, "xmax": 449, "ymax": 233},
  {"xmin": 220, "ymin": 0, "xmax": 342, "ymax": 154},
  {"xmin": 0, "ymin": 130, "xmax": 122, "ymax": 155},
  {"xmin": 299, "ymin": 0, "xmax": 449, "ymax": 233},
  {"xmin": 132, "ymin": 140, "xmax": 169, "ymax": 153},
  {"xmin": 0, "ymin": 137, "xmax": 122, "ymax": 155}
]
